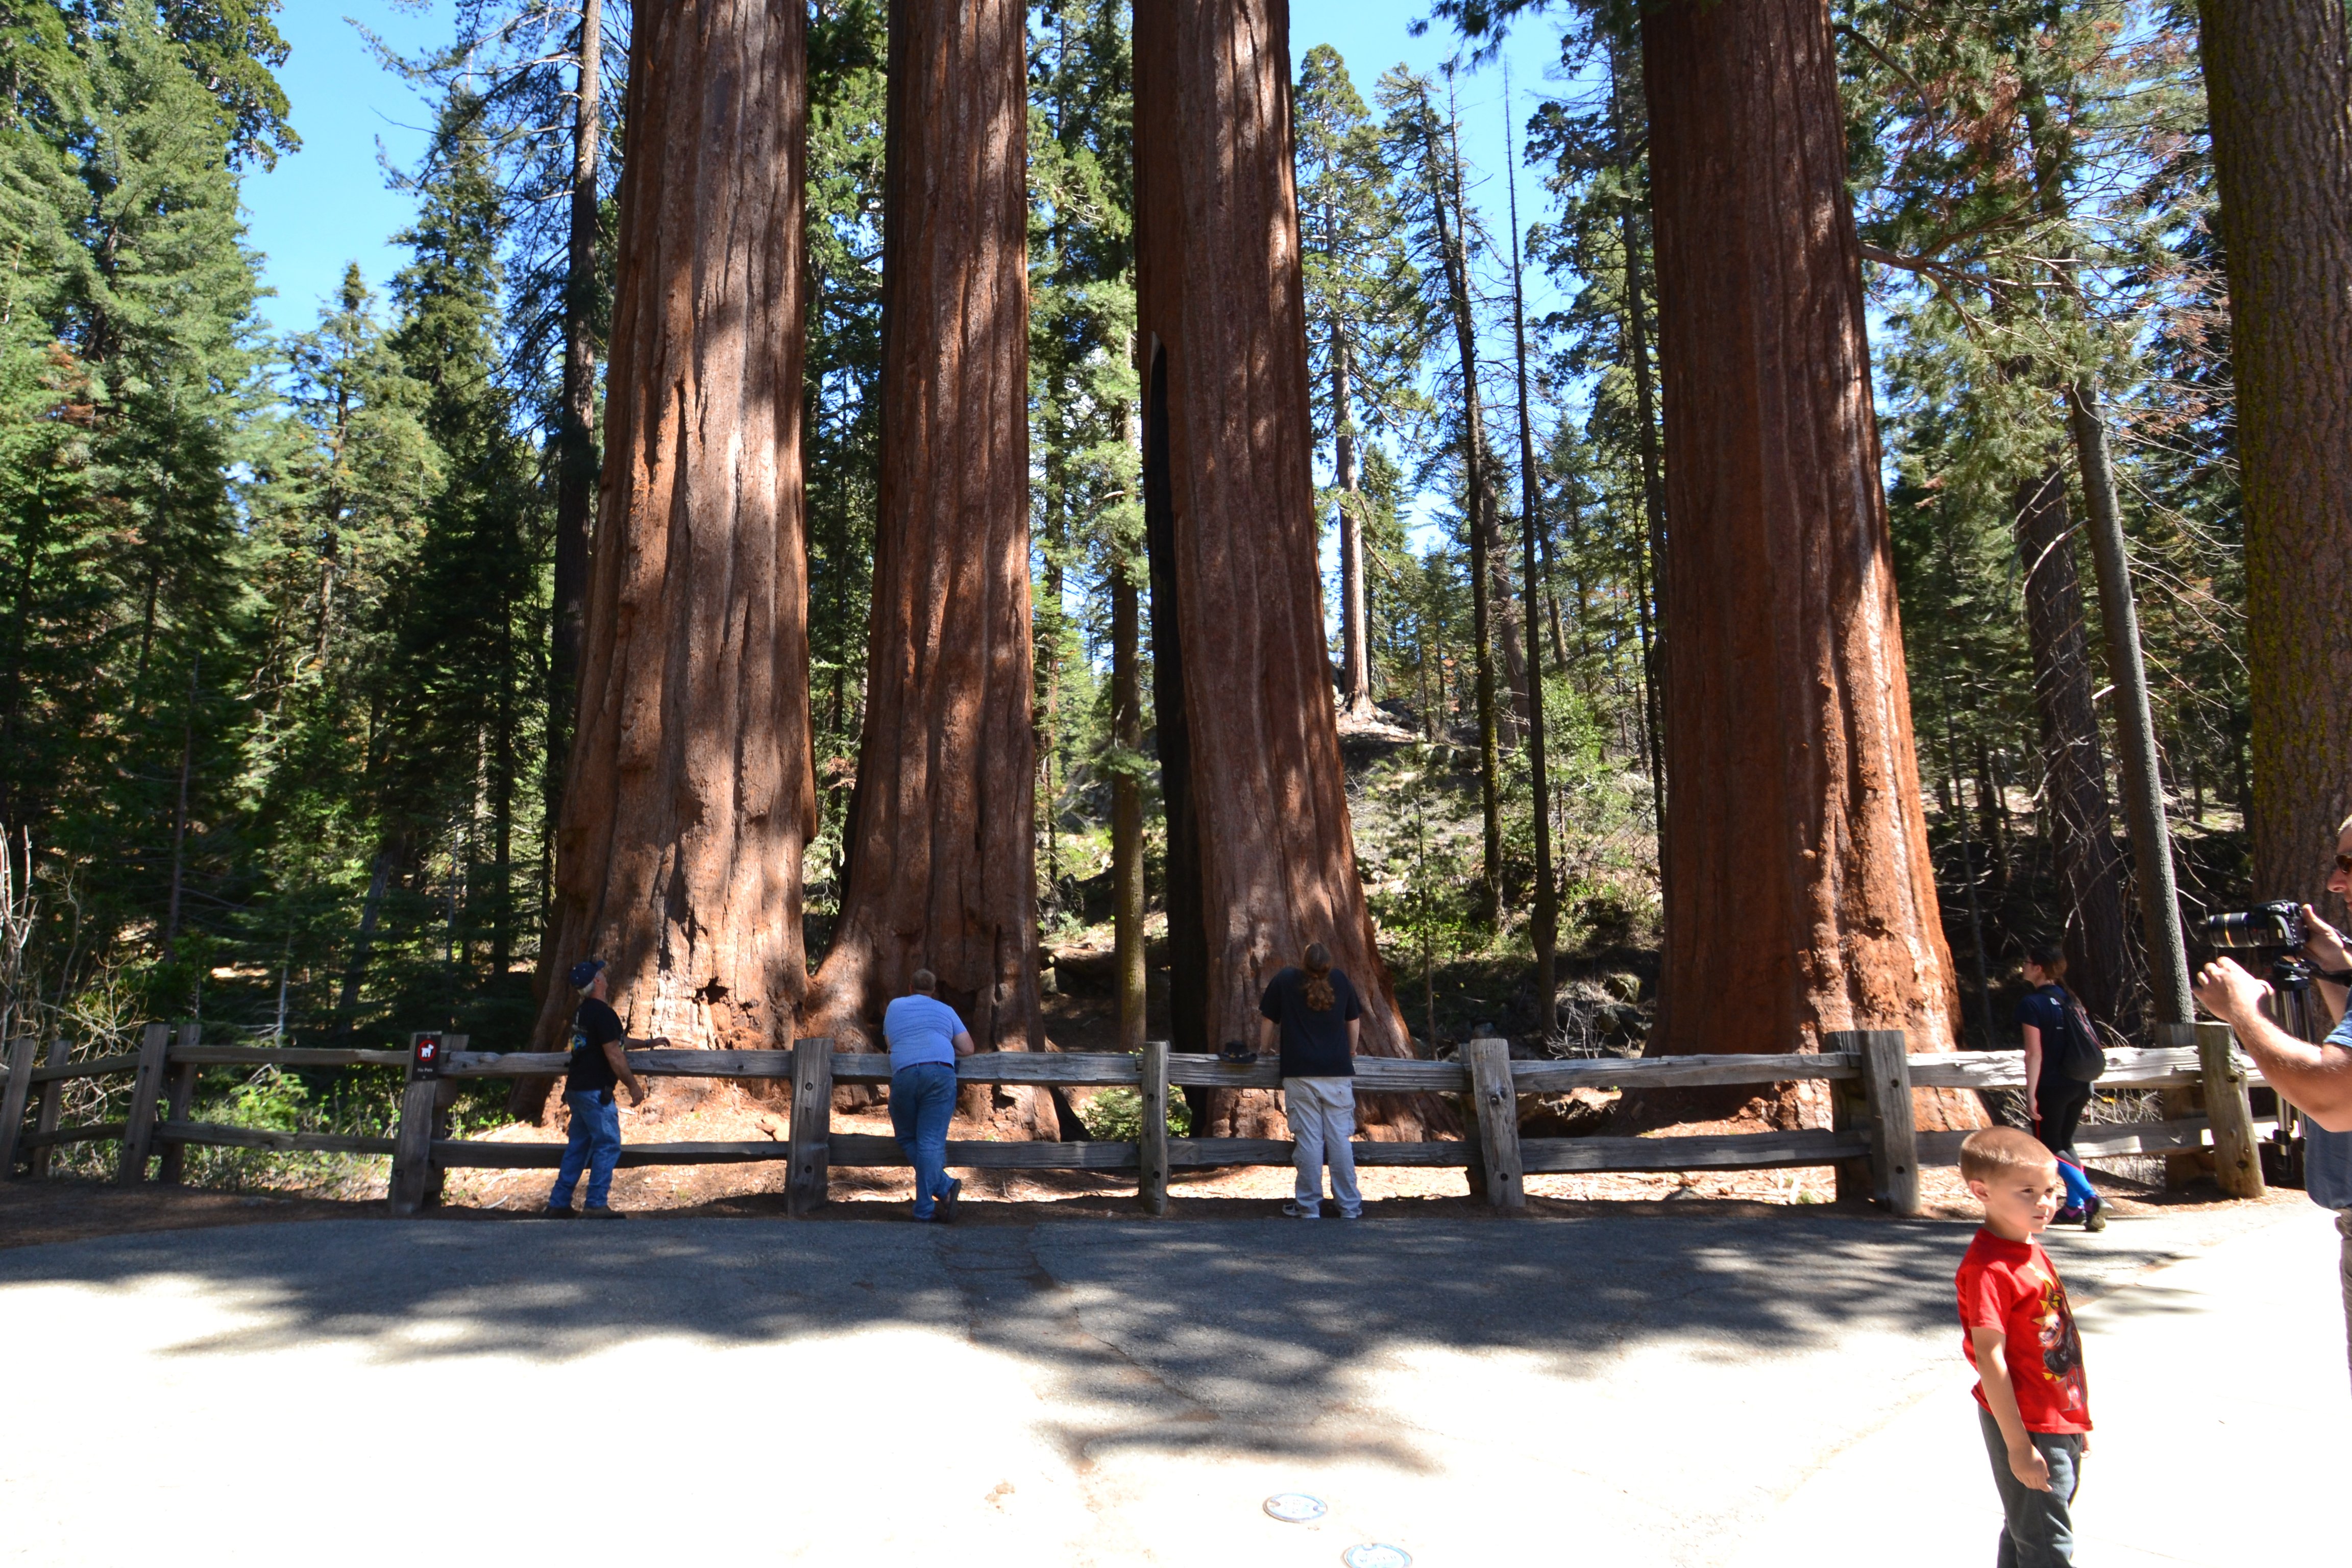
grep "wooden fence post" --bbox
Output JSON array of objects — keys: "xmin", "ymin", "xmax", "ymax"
[
  {"xmin": 1137, "ymin": 1039, "xmax": 1170, "ymax": 1216},
  {"xmin": 1823, "ymin": 1036, "xmax": 1873, "ymax": 1203},
  {"xmin": 788, "ymin": 1036, "xmax": 834, "ymax": 1217},
  {"xmin": 423, "ymin": 1034, "xmax": 466, "ymax": 1207},
  {"xmin": 28, "ymin": 1038, "xmax": 67, "ymax": 1177},
  {"xmin": 117, "ymin": 1022, "xmax": 172, "ymax": 1185},
  {"xmin": 2198, "ymin": 1019, "xmax": 2266, "ymax": 1199},
  {"xmin": 1852, "ymin": 1028, "xmax": 1919, "ymax": 1216},
  {"xmin": 387, "ymin": 1035, "xmax": 440, "ymax": 1217},
  {"xmin": 1465, "ymin": 1037, "xmax": 1526, "ymax": 1212},
  {"xmin": 2153, "ymin": 1022, "xmax": 2212, "ymax": 1188},
  {"xmin": 0, "ymin": 1034, "xmax": 35, "ymax": 1178},
  {"xmin": 156, "ymin": 1023, "xmax": 201, "ymax": 1185}
]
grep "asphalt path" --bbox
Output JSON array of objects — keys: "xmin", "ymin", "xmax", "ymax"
[{"xmin": 0, "ymin": 1201, "xmax": 2338, "ymax": 1566}]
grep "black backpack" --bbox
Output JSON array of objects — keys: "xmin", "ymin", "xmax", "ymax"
[{"xmin": 2048, "ymin": 986, "xmax": 2107, "ymax": 1082}]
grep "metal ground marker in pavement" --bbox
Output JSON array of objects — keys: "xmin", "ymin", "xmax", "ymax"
[
  {"xmin": 1340, "ymin": 1546, "xmax": 1411, "ymax": 1568},
  {"xmin": 1263, "ymin": 1493, "xmax": 1328, "ymax": 1524}
]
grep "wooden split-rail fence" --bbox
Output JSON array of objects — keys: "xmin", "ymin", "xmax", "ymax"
[{"xmin": 0, "ymin": 1022, "xmax": 2276, "ymax": 1218}]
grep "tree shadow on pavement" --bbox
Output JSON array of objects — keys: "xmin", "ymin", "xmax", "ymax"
[{"xmin": 0, "ymin": 1209, "xmax": 2216, "ymax": 1467}]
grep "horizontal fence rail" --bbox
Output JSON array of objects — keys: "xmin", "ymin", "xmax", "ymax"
[{"xmin": 0, "ymin": 1021, "xmax": 2285, "ymax": 1217}]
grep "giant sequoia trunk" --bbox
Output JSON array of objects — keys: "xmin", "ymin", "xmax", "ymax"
[
  {"xmin": 1134, "ymin": 0, "xmax": 1432, "ymax": 1139},
  {"xmin": 2013, "ymin": 467, "xmax": 2140, "ymax": 1034},
  {"xmin": 2196, "ymin": 1, "xmax": 2352, "ymax": 909},
  {"xmin": 803, "ymin": 0, "xmax": 1046, "ymax": 1129},
  {"xmin": 1641, "ymin": 0, "xmax": 1964, "ymax": 1073},
  {"xmin": 524, "ymin": 0, "xmax": 815, "ymax": 1095}
]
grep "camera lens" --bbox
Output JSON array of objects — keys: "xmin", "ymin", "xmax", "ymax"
[{"xmin": 2204, "ymin": 909, "xmax": 2290, "ymax": 949}]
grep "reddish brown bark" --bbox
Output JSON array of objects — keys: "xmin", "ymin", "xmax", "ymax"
[
  {"xmin": 1641, "ymin": 0, "xmax": 1963, "ymax": 1067},
  {"xmin": 524, "ymin": 0, "xmax": 814, "ymax": 1089},
  {"xmin": 801, "ymin": 0, "xmax": 1045, "ymax": 1132},
  {"xmin": 2196, "ymin": 2, "xmax": 2352, "ymax": 910},
  {"xmin": 1135, "ymin": 0, "xmax": 1432, "ymax": 1139}
]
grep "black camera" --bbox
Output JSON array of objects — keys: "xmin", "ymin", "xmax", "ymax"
[{"xmin": 2202, "ymin": 900, "xmax": 2307, "ymax": 951}]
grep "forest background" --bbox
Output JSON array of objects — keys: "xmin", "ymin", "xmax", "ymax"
[{"xmin": 0, "ymin": 0, "xmax": 2248, "ymax": 1154}]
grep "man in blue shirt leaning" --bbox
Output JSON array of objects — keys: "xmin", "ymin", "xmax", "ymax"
[
  {"xmin": 882, "ymin": 968, "xmax": 975, "ymax": 1221},
  {"xmin": 2192, "ymin": 813, "xmax": 2352, "ymax": 1383}
]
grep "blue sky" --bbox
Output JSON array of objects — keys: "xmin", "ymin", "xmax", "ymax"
[{"xmin": 242, "ymin": 3, "xmax": 1573, "ymax": 338}]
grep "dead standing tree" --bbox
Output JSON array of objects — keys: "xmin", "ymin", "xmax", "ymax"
[
  {"xmin": 1135, "ymin": 0, "xmax": 1434, "ymax": 1140},
  {"xmin": 801, "ymin": 0, "xmax": 1053, "ymax": 1135},
  {"xmin": 2013, "ymin": 467, "xmax": 2140, "ymax": 1035},
  {"xmin": 1641, "ymin": 0, "xmax": 1968, "ymax": 1112},
  {"xmin": 520, "ymin": 0, "xmax": 817, "ymax": 1120}
]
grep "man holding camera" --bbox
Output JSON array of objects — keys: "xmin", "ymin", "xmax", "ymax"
[{"xmin": 2191, "ymin": 817, "xmax": 2352, "ymax": 1377}]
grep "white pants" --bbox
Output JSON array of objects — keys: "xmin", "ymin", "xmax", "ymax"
[{"xmin": 1284, "ymin": 1076, "xmax": 1362, "ymax": 1215}]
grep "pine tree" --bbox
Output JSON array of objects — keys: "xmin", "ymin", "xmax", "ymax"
[{"xmin": 1295, "ymin": 42, "xmax": 1422, "ymax": 720}]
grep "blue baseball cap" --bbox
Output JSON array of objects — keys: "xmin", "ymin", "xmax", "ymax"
[{"xmin": 568, "ymin": 958, "xmax": 607, "ymax": 989}]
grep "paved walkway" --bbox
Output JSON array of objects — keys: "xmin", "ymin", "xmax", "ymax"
[
  {"xmin": 0, "ymin": 1200, "xmax": 2337, "ymax": 1566},
  {"xmin": 1733, "ymin": 1202, "xmax": 2345, "ymax": 1568}
]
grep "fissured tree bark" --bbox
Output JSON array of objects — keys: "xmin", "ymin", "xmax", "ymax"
[
  {"xmin": 2196, "ymin": 1, "xmax": 2352, "ymax": 910},
  {"xmin": 1135, "ymin": 0, "xmax": 1432, "ymax": 1139},
  {"xmin": 2013, "ymin": 467, "xmax": 2140, "ymax": 1036},
  {"xmin": 522, "ymin": 0, "xmax": 816, "ymax": 1111},
  {"xmin": 1641, "ymin": 0, "xmax": 1964, "ymax": 1071},
  {"xmin": 802, "ymin": 0, "xmax": 1048, "ymax": 1132}
]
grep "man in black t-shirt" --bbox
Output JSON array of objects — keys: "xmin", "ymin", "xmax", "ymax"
[{"xmin": 546, "ymin": 958, "xmax": 660, "ymax": 1217}]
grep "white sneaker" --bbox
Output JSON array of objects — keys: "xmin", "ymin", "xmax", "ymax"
[
  {"xmin": 1282, "ymin": 1200, "xmax": 1321, "ymax": 1219},
  {"xmin": 1337, "ymin": 1209, "xmax": 1363, "ymax": 1220}
]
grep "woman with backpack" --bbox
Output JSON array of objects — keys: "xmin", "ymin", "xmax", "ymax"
[{"xmin": 2018, "ymin": 943, "xmax": 2106, "ymax": 1230}]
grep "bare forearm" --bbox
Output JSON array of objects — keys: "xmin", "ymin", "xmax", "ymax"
[
  {"xmin": 602, "ymin": 1042, "xmax": 646, "ymax": 1098},
  {"xmin": 2227, "ymin": 1008, "xmax": 2352, "ymax": 1131},
  {"xmin": 1970, "ymin": 1329, "xmax": 2035, "ymax": 1449}
]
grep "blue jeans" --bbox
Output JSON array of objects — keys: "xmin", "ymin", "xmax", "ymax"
[
  {"xmin": 1977, "ymin": 1406, "xmax": 2084, "ymax": 1566},
  {"xmin": 551, "ymin": 1091, "xmax": 622, "ymax": 1209},
  {"xmin": 889, "ymin": 1063, "xmax": 958, "ymax": 1217}
]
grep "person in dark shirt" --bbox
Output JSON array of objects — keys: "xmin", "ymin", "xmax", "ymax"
[
  {"xmin": 2015, "ymin": 945, "xmax": 2102, "ymax": 1229},
  {"xmin": 1258, "ymin": 942, "xmax": 1365, "ymax": 1219},
  {"xmin": 545, "ymin": 958, "xmax": 662, "ymax": 1217}
]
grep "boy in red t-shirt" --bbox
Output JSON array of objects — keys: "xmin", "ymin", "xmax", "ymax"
[{"xmin": 1955, "ymin": 1126, "xmax": 2092, "ymax": 1567}]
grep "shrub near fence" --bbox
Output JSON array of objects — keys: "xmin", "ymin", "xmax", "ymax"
[{"xmin": 0, "ymin": 1020, "xmax": 2275, "ymax": 1217}]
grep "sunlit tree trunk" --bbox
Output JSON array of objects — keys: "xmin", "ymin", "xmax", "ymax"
[
  {"xmin": 1135, "ymin": 0, "xmax": 1434, "ymax": 1138},
  {"xmin": 1641, "ymin": 0, "xmax": 1963, "ymax": 1070},
  {"xmin": 802, "ymin": 0, "xmax": 1049, "ymax": 1138},
  {"xmin": 522, "ymin": 0, "xmax": 815, "ymax": 1110}
]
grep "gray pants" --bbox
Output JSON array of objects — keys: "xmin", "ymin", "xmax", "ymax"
[
  {"xmin": 1283, "ymin": 1076, "xmax": 1362, "ymax": 1216},
  {"xmin": 2339, "ymin": 1210, "xmax": 2351, "ymax": 1385},
  {"xmin": 1976, "ymin": 1406, "xmax": 2084, "ymax": 1567}
]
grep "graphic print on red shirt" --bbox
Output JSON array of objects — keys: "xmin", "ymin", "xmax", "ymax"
[{"xmin": 1955, "ymin": 1229, "xmax": 2092, "ymax": 1434}]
